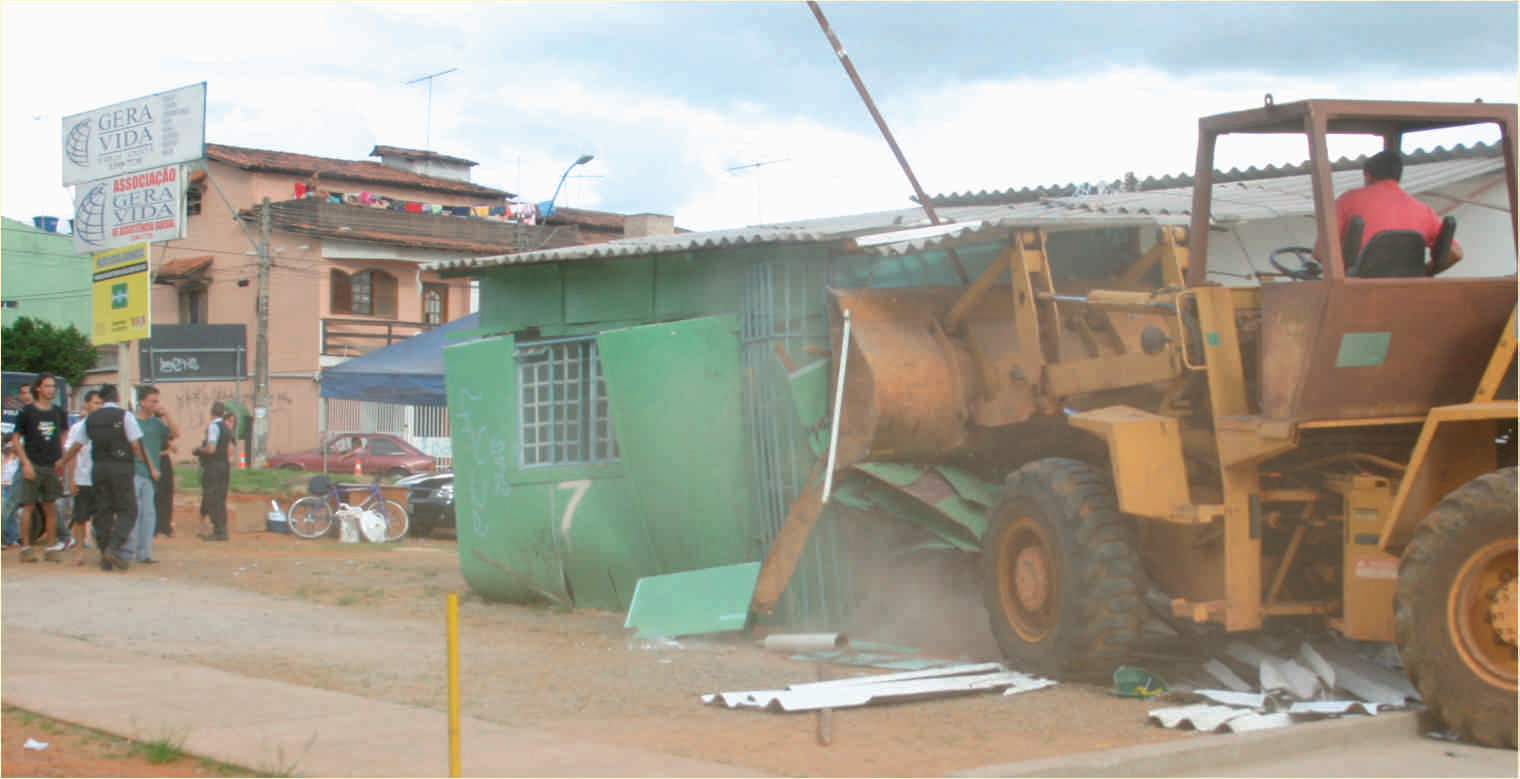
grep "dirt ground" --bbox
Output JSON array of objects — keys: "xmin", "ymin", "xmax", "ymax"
[
  {"xmin": 1, "ymin": 492, "xmax": 1203, "ymax": 777},
  {"xmin": 2, "ymin": 706, "xmax": 252, "ymax": 778}
]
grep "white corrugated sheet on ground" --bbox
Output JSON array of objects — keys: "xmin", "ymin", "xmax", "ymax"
[
  {"xmin": 1149, "ymin": 639, "xmax": 1420, "ymax": 735},
  {"xmin": 1148, "ymin": 704, "xmax": 1252, "ymax": 732},
  {"xmin": 1288, "ymin": 700, "xmax": 1382, "ymax": 716},
  {"xmin": 702, "ymin": 662, "xmax": 1054, "ymax": 713},
  {"xmin": 1193, "ymin": 690, "xmax": 1267, "ymax": 710}
]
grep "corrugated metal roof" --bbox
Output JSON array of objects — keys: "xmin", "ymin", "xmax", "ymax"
[
  {"xmin": 426, "ymin": 155, "xmax": 1505, "ymax": 272},
  {"xmin": 857, "ymin": 156, "xmax": 1504, "ymax": 257},
  {"xmin": 927, "ymin": 141, "xmax": 1504, "ymax": 206},
  {"xmin": 427, "ymin": 223, "xmax": 854, "ymax": 272}
]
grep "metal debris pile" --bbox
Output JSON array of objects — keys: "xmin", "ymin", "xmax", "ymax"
[
  {"xmin": 702, "ymin": 662, "xmax": 1055, "ymax": 713},
  {"xmin": 1146, "ymin": 639, "xmax": 1420, "ymax": 734}
]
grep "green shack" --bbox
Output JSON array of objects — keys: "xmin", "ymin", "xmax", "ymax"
[{"xmin": 426, "ymin": 203, "xmax": 1164, "ymax": 628}]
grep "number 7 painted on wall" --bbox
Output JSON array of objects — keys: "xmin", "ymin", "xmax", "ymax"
[{"xmin": 557, "ymin": 479, "xmax": 592, "ymax": 553}]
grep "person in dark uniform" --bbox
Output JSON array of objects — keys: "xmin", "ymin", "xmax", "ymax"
[
  {"xmin": 56, "ymin": 384, "xmax": 156, "ymax": 571},
  {"xmin": 194, "ymin": 401, "xmax": 233, "ymax": 541},
  {"xmin": 155, "ymin": 447, "xmax": 175, "ymax": 537}
]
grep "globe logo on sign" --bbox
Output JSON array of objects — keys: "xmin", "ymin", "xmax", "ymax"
[
  {"xmin": 111, "ymin": 282, "xmax": 128, "ymax": 309},
  {"xmin": 66, "ymin": 119, "xmax": 91, "ymax": 167},
  {"xmin": 75, "ymin": 183, "xmax": 108, "ymax": 246}
]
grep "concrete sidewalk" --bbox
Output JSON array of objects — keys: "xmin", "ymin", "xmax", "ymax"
[{"xmin": 1, "ymin": 626, "xmax": 764, "ymax": 777}]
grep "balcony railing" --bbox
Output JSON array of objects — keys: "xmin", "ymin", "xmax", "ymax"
[{"xmin": 322, "ymin": 318, "xmax": 431, "ymax": 358}]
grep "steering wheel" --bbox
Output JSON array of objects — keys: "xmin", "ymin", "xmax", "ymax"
[{"xmin": 1268, "ymin": 247, "xmax": 1323, "ymax": 280}]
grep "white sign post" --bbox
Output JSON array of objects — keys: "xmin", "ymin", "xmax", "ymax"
[
  {"xmin": 61, "ymin": 82, "xmax": 206, "ymax": 186},
  {"xmin": 72, "ymin": 164, "xmax": 185, "ymax": 253}
]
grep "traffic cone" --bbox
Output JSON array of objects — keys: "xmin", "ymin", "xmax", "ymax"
[
  {"xmin": 353, "ymin": 458, "xmax": 363, "ymax": 477},
  {"xmin": 239, "ymin": 451, "xmax": 247, "ymax": 469}
]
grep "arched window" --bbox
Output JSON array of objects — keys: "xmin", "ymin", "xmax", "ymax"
[
  {"xmin": 423, "ymin": 283, "xmax": 447, "ymax": 326},
  {"xmin": 332, "ymin": 269, "xmax": 398, "ymax": 317}
]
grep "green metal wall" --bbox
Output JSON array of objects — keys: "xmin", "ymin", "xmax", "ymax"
[
  {"xmin": 1, "ymin": 218, "xmax": 91, "ymax": 332},
  {"xmin": 452, "ymin": 246, "xmax": 829, "ymax": 612}
]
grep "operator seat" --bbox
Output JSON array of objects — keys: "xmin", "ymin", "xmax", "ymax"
[{"xmin": 1346, "ymin": 215, "xmax": 1458, "ymax": 278}]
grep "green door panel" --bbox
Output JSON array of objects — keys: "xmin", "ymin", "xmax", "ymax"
[
  {"xmin": 597, "ymin": 315, "xmax": 754, "ymax": 573},
  {"xmin": 445, "ymin": 333, "xmax": 572, "ymax": 604}
]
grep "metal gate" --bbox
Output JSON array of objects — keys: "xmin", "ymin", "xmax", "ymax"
[{"xmin": 740, "ymin": 260, "xmax": 852, "ymax": 628}]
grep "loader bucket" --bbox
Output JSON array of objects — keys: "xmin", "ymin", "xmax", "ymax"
[{"xmin": 828, "ymin": 287, "xmax": 973, "ymax": 468}]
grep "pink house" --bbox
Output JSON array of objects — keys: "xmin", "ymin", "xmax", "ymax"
[{"xmin": 92, "ymin": 144, "xmax": 619, "ymax": 461}]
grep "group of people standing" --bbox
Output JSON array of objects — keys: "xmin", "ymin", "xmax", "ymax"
[{"xmin": 2, "ymin": 373, "xmax": 238, "ymax": 571}]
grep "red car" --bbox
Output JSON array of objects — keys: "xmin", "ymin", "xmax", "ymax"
[{"xmin": 264, "ymin": 433, "xmax": 436, "ymax": 478}]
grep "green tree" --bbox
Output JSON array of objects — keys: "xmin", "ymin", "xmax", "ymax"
[{"xmin": 1, "ymin": 316, "xmax": 97, "ymax": 387}]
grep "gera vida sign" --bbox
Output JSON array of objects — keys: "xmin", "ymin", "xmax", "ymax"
[
  {"xmin": 61, "ymin": 82, "xmax": 206, "ymax": 186},
  {"xmin": 72, "ymin": 164, "xmax": 185, "ymax": 253}
]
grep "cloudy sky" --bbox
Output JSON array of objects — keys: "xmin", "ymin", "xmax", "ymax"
[{"xmin": 1, "ymin": 1, "xmax": 1515, "ymax": 232}]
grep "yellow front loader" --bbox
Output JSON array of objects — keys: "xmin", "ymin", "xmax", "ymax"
[{"xmin": 821, "ymin": 99, "xmax": 1517, "ymax": 747}]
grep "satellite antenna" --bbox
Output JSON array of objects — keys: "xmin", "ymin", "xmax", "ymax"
[
  {"xmin": 726, "ymin": 158, "xmax": 791, "ymax": 224},
  {"xmin": 405, "ymin": 67, "xmax": 459, "ymax": 148}
]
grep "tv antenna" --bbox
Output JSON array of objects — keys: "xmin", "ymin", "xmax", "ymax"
[
  {"xmin": 726, "ymin": 158, "xmax": 790, "ymax": 224},
  {"xmin": 405, "ymin": 67, "xmax": 459, "ymax": 148}
]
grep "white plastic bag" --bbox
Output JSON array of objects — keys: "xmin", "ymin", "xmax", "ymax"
[{"xmin": 336, "ymin": 504, "xmax": 361, "ymax": 543}]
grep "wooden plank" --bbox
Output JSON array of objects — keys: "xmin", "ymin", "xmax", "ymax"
[{"xmin": 750, "ymin": 457, "xmax": 827, "ymax": 615}]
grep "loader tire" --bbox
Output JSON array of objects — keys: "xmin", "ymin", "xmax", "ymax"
[
  {"xmin": 980, "ymin": 458, "xmax": 1145, "ymax": 678},
  {"xmin": 1394, "ymin": 467, "xmax": 1517, "ymax": 749}
]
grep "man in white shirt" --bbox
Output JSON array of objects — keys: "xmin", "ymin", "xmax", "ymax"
[{"xmin": 61, "ymin": 389, "xmax": 103, "ymax": 565}]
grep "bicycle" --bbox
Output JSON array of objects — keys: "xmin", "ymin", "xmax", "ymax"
[{"xmin": 287, "ymin": 475, "xmax": 408, "ymax": 541}]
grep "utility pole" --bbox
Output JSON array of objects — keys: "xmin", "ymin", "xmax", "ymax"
[{"xmin": 252, "ymin": 197, "xmax": 271, "ymax": 467}]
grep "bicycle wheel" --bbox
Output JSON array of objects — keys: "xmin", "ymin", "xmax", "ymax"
[
  {"xmin": 287, "ymin": 496, "xmax": 335, "ymax": 539},
  {"xmin": 361, "ymin": 498, "xmax": 409, "ymax": 542}
]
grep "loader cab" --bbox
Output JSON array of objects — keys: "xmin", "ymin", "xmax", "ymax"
[{"xmin": 1185, "ymin": 99, "xmax": 1519, "ymax": 423}]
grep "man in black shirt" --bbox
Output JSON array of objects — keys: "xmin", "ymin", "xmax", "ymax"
[{"xmin": 14, "ymin": 374, "xmax": 68, "ymax": 562}]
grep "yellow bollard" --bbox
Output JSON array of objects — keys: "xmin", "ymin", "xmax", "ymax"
[{"xmin": 447, "ymin": 592, "xmax": 461, "ymax": 777}]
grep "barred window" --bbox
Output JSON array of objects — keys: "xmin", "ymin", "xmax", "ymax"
[{"xmin": 517, "ymin": 337, "xmax": 619, "ymax": 467}]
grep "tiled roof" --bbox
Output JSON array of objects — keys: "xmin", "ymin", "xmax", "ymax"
[
  {"xmin": 546, "ymin": 206, "xmax": 625, "ymax": 231},
  {"xmin": 369, "ymin": 146, "xmax": 478, "ymax": 167},
  {"xmin": 154, "ymin": 255, "xmax": 213, "ymax": 282},
  {"xmin": 926, "ymin": 142, "xmax": 1505, "ymax": 207},
  {"xmin": 205, "ymin": 143, "xmax": 511, "ymax": 199}
]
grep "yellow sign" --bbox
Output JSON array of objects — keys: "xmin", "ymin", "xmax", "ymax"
[{"xmin": 91, "ymin": 242, "xmax": 151, "ymax": 345}]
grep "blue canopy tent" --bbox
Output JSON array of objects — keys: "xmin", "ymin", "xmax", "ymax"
[{"xmin": 319, "ymin": 313, "xmax": 479, "ymax": 405}]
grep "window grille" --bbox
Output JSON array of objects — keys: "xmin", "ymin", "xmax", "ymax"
[
  {"xmin": 516, "ymin": 337, "xmax": 618, "ymax": 467},
  {"xmin": 423, "ymin": 284, "xmax": 446, "ymax": 326},
  {"xmin": 352, "ymin": 271, "xmax": 373, "ymax": 315}
]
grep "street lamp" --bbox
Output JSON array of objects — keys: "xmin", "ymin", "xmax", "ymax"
[{"xmin": 542, "ymin": 154, "xmax": 594, "ymax": 217}]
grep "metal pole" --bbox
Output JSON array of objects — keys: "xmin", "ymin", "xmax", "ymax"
[
  {"xmin": 252, "ymin": 197, "xmax": 271, "ymax": 466},
  {"xmin": 821, "ymin": 308, "xmax": 852, "ymax": 503},
  {"xmin": 806, "ymin": 0, "xmax": 970, "ymax": 284},
  {"xmin": 447, "ymin": 591, "xmax": 461, "ymax": 777}
]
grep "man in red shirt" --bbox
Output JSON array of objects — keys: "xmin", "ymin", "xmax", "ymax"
[{"xmin": 1313, "ymin": 150, "xmax": 1463, "ymax": 274}]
